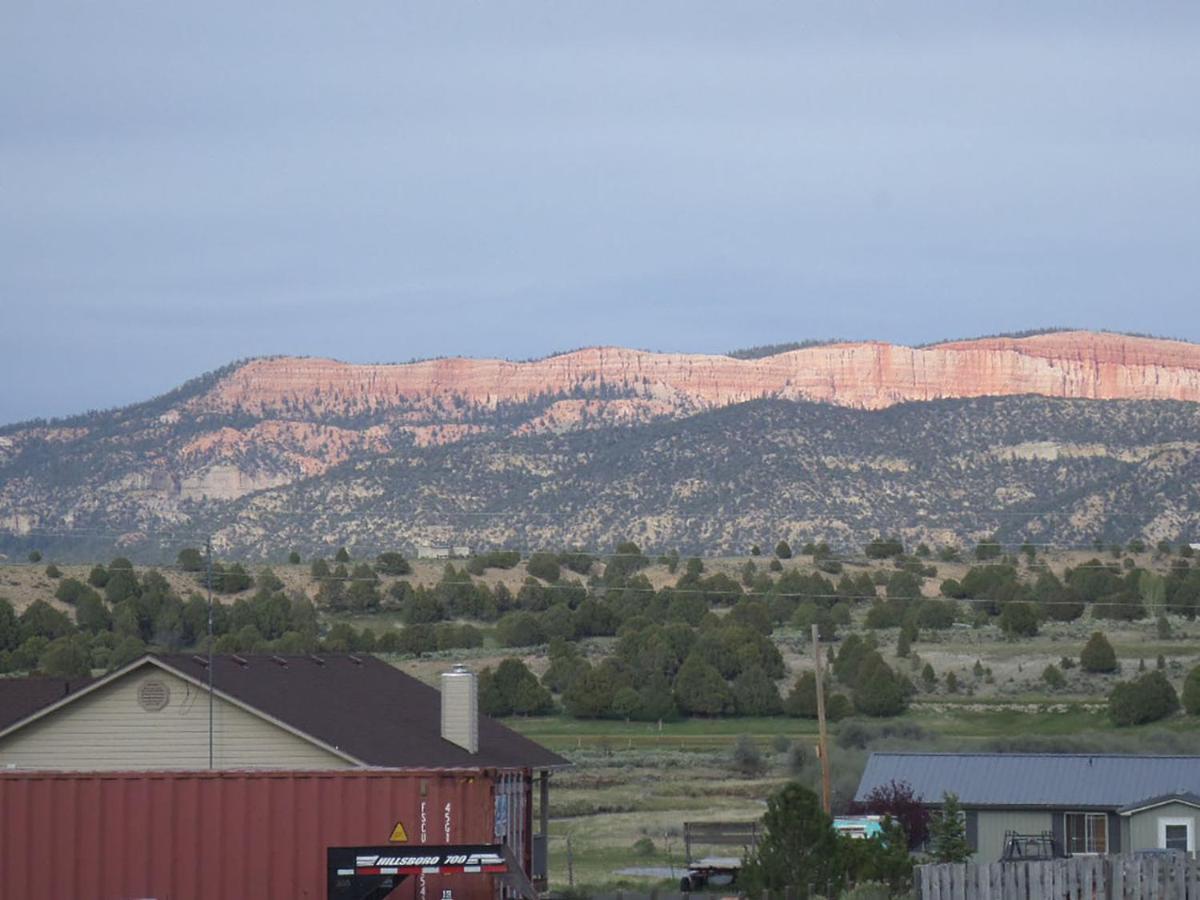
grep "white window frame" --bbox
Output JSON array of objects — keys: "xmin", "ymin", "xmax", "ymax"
[
  {"xmin": 1158, "ymin": 817, "xmax": 1195, "ymax": 853},
  {"xmin": 1065, "ymin": 812, "xmax": 1109, "ymax": 855}
]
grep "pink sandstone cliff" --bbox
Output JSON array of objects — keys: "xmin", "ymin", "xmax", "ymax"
[{"xmin": 192, "ymin": 331, "xmax": 1200, "ymax": 419}]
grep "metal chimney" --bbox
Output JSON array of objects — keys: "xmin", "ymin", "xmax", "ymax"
[{"xmin": 440, "ymin": 664, "xmax": 478, "ymax": 754}]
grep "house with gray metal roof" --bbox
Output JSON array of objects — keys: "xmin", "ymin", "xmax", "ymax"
[{"xmin": 856, "ymin": 753, "xmax": 1200, "ymax": 862}]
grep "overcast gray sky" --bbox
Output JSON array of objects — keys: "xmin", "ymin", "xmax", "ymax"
[{"xmin": 2, "ymin": 1, "xmax": 1198, "ymax": 424}]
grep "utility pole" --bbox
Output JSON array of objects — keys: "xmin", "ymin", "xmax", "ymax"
[
  {"xmin": 811, "ymin": 624, "xmax": 832, "ymax": 815},
  {"xmin": 206, "ymin": 536, "xmax": 214, "ymax": 770}
]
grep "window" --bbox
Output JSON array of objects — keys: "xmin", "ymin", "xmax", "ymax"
[
  {"xmin": 1158, "ymin": 818, "xmax": 1194, "ymax": 853},
  {"xmin": 1065, "ymin": 813, "xmax": 1107, "ymax": 854},
  {"xmin": 1165, "ymin": 826, "xmax": 1188, "ymax": 852}
]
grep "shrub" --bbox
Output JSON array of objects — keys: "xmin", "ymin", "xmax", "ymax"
[
  {"xmin": 732, "ymin": 666, "xmax": 783, "ymax": 716},
  {"xmin": 783, "ymin": 671, "xmax": 849, "ymax": 721},
  {"xmin": 974, "ymin": 537, "xmax": 1003, "ymax": 561},
  {"xmin": 495, "ymin": 612, "xmax": 547, "ymax": 648},
  {"xmin": 1042, "ymin": 664, "xmax": 1066, "ymax": 690},
  {"xmin": 561, "ymin": 664, "xmax": 617, "ymax": 718},
  {"xmin": 1108, "ymin": 671, "xmax": 1179, "ymax": 726},
  {"xmin": 999, "ymin": 601, "xmax": 1039, "ymax": 637},
  {"xmin": 19, "ymin": 600, "xmax": 74, "ymax": 642},
  {"xmin": 480, "ymin": 659, "xmax": 554, "ymax": 716},
  {"xmin": 774, "ymin": 540, "xmax": 793, "ymax": 560},
  {"xmin": 631, "ymin": 837, "xmax": 656, "ymax": 857},
  {"xmin": 177, "ymin": 548, "xmax": 204, "ymax": 572},
  {"xmin": 39, "ymin": 635, "xmax": 92, "ymax": 678},
  {"xmin": 864, "ymin": 537, "xmax": 904, "ymax": 559},
  {"xmin": 929, "ymin": 793, "xmax": 972, "ymax": 862},
  {"xmin": 739, "ymin": 783, "xmax": 842, "ymax": 894},
  {"xmin": 1080, "ymin": 632, "xmax": 1118, "ymax": 673},
  {"xmin": 673, "ymin": 654, "xmax": 734, "ymax": 716},
  {"xmin": 921, "ymin": 663, "xmax": 936, "ymax": 689},
  {"xmin": 558, "ymin": 550, "xmax": 594, "ymax": 575},
  {"xmin": 44, "ymin": 564, "xmax": 61, "ymax": 579},
  {"xmin": 731, "ymin": 734, "xmax": 767, "ymax": 777},
  {"xmin": 853, "ymin": 656, "xmax": 910, "ymax": 717},
  {"xmin": 526, "ymin": 552, "xmax": 561, "ymax": 582},
  {"xmin": 849, "ymin": 779, "xmax": 931, "ymax": 849},
  {"xmin": 375, "ymin": 552, "xmax": 412, "ymax": 576}
]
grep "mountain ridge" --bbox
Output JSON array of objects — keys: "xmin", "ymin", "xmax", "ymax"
[{"xmin": 3, "ymin": 330, "xmax": 1200, "ymax": 557}]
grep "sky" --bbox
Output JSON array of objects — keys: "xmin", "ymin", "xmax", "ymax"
[{"xmin": 2, "ymin": 1, "xmax": 1199, "ymax": 424}]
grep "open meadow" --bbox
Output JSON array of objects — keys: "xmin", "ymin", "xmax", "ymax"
[{"xmin": 2, "ymin": 545, "xmax": 1199, "ymax": 890}]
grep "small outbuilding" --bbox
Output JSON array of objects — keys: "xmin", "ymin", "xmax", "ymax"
[{"xmin": 856, "ymin": 752, "xmax": 1200, "ymax": 862}]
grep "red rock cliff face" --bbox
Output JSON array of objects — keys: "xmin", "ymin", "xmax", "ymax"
[{"xmin": 194, "ymin": 331, "xmax": 1200, "ymax": 420}]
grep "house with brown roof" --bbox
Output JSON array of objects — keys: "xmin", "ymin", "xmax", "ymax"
[
  {"xmin": 0, "ymin": 653, "xmax": 565, "ymax": 772},
  {"xmin": 0, "ymin": 654, "xmax": 568, "ymax": 889}
]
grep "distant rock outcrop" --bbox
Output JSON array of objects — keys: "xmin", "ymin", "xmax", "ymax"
[{"xmin": 194, "ymin": 331, "xmax": 1200, "ymax": 421}]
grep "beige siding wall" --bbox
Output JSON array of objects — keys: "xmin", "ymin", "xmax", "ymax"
[
  {"xmin": 0, "ymin": 668, "xmax": 352, "ymax": 770},
  {"xmin": 974, "ymin": 810, "xmax": 1054, "ymax": 862},
  {"xmin": 1128, "ymin": 803, "xmax": 1199, "ymax": 852}
]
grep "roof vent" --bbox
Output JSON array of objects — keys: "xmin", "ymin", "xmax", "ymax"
[
  {"xmin": 137, "ymin": 679, "xmax": 171, "ymax": 713},
  {"xmin": 232, "ymin": 655, "xmax": 249, "ymax": 668},
  {"xmin": 440, "ymin": 664, "xmax": 479, "ymax": 754},
  {"xmin": 271, "ymin": 656, "xmax": 289, "ymax": 667}
]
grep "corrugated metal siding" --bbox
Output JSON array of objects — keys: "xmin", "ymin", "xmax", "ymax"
[
  {"xmin": 0, "ymin": 769, "xmax": 527, "ymax": 900},
  {"xmin": 974, "ymin": 810, "xmax": 1053, "ymax": 862},
  {"xmin": 856, "ymin": 753, "xmax": 1200, "ymax": 808},
  {"xmin": 0, "ymin": 670, "xmax": 351, "ymax": 770},
  {"xmin": 1128, "ymin": 802, "xmax": 1199, "ymax": 851}
]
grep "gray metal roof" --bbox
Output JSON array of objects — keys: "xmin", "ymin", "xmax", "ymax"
[
  {"xmin": 855, "ymin": 753, "xmax": 1200, "ymax": 810},
  {"xmin": 1117, "ymin": 793, "xmax": 1200, "ymax": 815}
]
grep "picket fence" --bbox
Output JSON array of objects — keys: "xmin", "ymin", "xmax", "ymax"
[{"xmin": 917, "ymin": 855, "xmax": 1200, "ymax": 900}]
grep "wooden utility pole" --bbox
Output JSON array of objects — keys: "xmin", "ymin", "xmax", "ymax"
[{"xmin": 811, "ymin": 624, "xmax": 833, "ymax": 815}]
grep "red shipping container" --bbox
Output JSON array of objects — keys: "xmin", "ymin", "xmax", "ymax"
[{"xmin": 0, "ymin": 769, "xmax": 528, "ymax": 900}]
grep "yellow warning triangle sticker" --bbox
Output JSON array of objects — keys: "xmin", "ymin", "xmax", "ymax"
[{"xmin": 389, "ymin": 821, "xmax": 409, "ymax": 843}]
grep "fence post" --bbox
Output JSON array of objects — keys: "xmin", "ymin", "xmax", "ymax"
[{"xmin": 1033, "ymin": 860, "xmax": 1049, "ymax": 900}]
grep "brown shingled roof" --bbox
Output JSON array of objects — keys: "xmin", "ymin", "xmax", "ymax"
[
  {"xmin": 153, "ymin": 654, "xmax": 568, "ymax": 770},
  {"xmin": 0, "ymin": 675, "xmax": 94, "ymax": 731}
]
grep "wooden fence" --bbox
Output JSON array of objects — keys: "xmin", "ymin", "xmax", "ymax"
[{"xmin": 917, "ymin": 855, "xmax": 1200, "ymax": 900}]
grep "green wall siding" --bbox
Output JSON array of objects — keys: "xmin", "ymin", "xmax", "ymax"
[
  {"xmin": 1128, "ymin": 803, "xmax": 1198, "ymax": 852},
  {"xmin": 974, "ymin": 811, "xmax": 1054, "ymax": 862}
]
